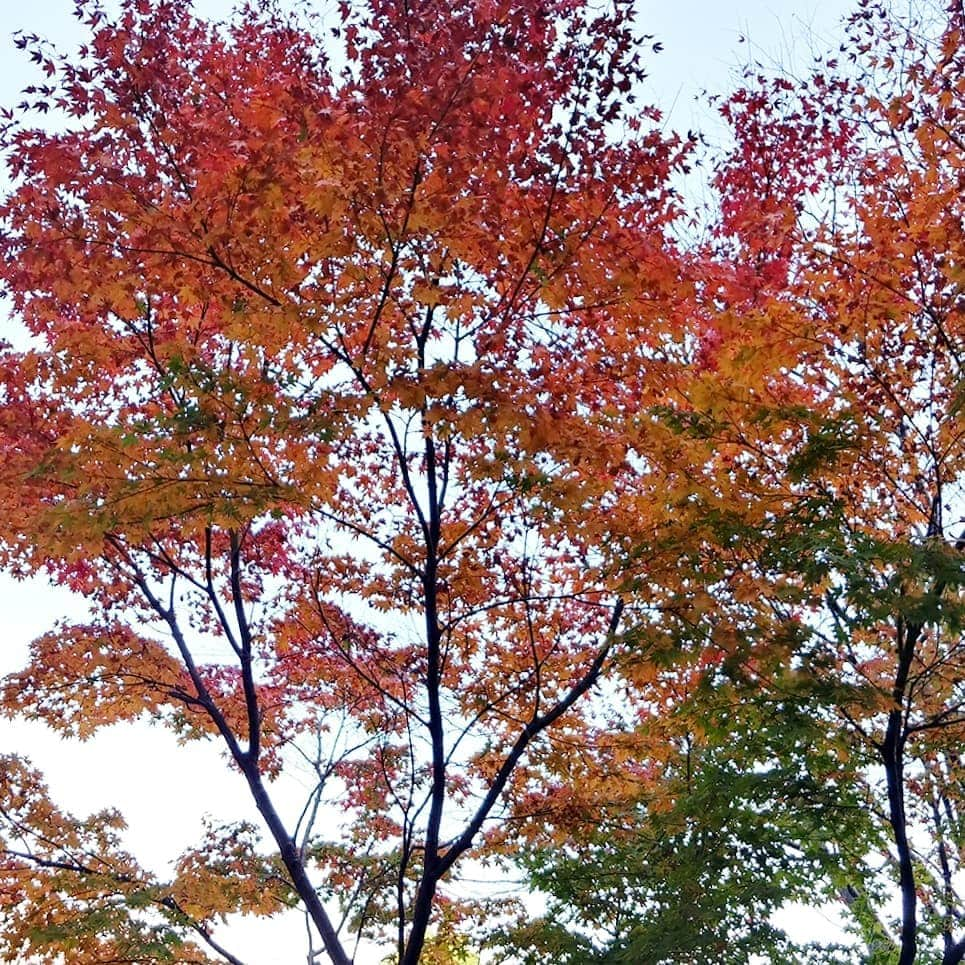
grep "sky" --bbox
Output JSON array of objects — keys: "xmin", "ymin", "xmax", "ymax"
[{"xmin": 0, "ymin": 1, "xmax": 858, "ymax": 961}]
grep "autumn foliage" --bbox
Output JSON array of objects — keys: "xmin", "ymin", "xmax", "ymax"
[
  {"xmin": 0, "ymin": 0, "xmax": 695, "ymax": 961},
  {"xmin": 0, "ymin": 0, "xmax": 963, "ymax": 962},
  {"xmin": 506, "ymin": 3, "xmax": 965, "ymax": 962}
]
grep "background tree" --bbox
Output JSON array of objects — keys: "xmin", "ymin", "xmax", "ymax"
[
  {"xmin": 490, "ymin": 670, "xmax": 875, "ymax": 964},
  {"xmin": 714, "ymin": 2, "xmax": 965, "ymax": 959},
  {"xmin": 498, "ymin": 0, "xmax": 965, "ymax": 961}
]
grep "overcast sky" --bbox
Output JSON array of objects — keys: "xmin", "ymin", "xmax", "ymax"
[{"xmin": 0, "ymin": 1, "xmax": 857, "ymax": 961}]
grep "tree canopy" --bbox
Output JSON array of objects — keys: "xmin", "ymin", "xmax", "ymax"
[{"xmin": 0, "ymin": 0, "xmax": 962, "ymax": 962}]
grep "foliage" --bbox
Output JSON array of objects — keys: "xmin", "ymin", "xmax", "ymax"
[
  {"xmin": 488, "ymin": 1, "xmax": 965, "ymax": 962},
  {"xmin": 709, "ymin": 2, "xmax": 965, "ymax": 960},
  {"xmin": 489, "ymin": 664, "xmax": 876, "ymax": 964},
  {"xmin": 0, "ymin": 0, "xmax": 700, "ymax": 962},
  {"xmin": 1, "ymin": 0, "xmax": 963, "ymax": 962}
]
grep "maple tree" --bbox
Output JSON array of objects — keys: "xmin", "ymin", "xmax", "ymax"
[
  {"xmin": 488, "ymin": 1, "xmax": 965, "ymax": 962},
  {"xmin": 0, "ymin": 0, "xmax": 703, "ymax": 962},
  {"xmin": 705, "ymin": 3, "xmax": 965, "ymax": 959},
  {"xmin": 492, "ymin": 664, "xmax": 878, "ymax": 963},
  {"xmin": 3, "ymin": 0, "xmax": 962, "ymax": 961}
]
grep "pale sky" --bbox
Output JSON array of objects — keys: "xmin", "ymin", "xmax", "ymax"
[{"xmin": 0, "ymin": 1, "xmax": 857, "ymax": 961}]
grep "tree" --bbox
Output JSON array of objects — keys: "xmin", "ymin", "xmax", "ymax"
[
  {"xmin": 710, "ymin": 2, "xmax": 965, "ymax": 959},
  {"xmin": 490, "ymin": 669, "xmax": 875, "ymax": 964},
  {"xmin": 498, "ymin": 1, "xmax": 965, "ymax": 961},
  {"xmin": 0, "ymin": 0, "xmax": 700, "ymax": 962}
]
